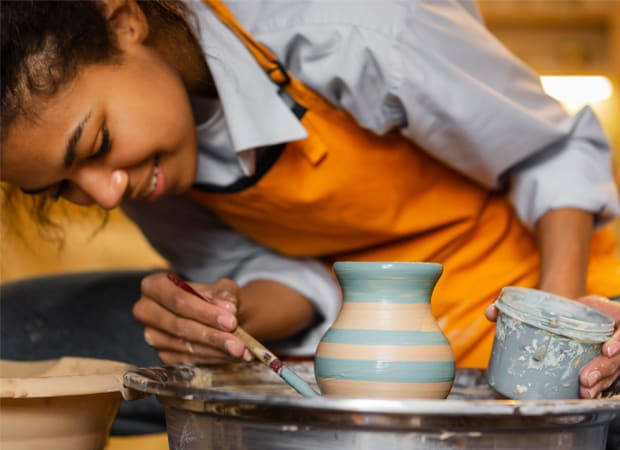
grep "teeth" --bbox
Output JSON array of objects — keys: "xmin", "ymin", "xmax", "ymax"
[{"xmin": 145, "ymin": 157, "xmax": 159, "ymax": 197}]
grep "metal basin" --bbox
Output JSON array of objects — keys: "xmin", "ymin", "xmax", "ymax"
[{"xmin": 124, "ymin": 361, "xmax": 620, "ymax": 450}]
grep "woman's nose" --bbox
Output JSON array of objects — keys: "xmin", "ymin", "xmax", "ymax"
[{"xmin": 73, "ymin": 168, "xmax": 128, "ymax": 210}]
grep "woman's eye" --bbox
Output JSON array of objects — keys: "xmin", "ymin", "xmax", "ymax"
[{"xmin": 87, "ymin": 127, "xmax": 111, "ymax": 161}]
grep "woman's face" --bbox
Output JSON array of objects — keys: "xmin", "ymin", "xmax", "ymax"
[{"xmin": 1, "ymin": 6, "xmax": 198, "ymax": 209}]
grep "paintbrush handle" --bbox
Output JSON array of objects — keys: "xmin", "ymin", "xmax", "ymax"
[
  {"xmin": 167, "ymin": 272, "xmax": 210, "ymax": 301},
  {"xmin": 234, "ymin": 326, "xmax": 319, "ymax": 397},
  {"xmin": 233, "ymin": 327, "xmax": 279, "ymax": 367}
]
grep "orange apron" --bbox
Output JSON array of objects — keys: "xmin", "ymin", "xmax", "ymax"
[{"xmin": 194, "ymin": 0, "xmax": 620, "ymax": 368}]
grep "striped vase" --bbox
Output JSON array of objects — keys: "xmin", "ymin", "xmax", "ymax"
[{"xmin": 314, "ymin": 262, "xmax": 455, "ymax": 399}]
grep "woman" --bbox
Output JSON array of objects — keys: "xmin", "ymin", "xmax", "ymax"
[{"xmin": 2, "ymin": 0, "xmax": 619, "ymax": 399}]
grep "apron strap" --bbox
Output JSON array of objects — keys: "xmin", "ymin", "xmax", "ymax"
[{"xmin": 202, "ymin": 0, "xmax": 291, "ymax": 87}]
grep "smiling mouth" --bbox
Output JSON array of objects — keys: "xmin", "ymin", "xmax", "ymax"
[{"xmin": 144, "ymin": 155, "xmax": 160, "ymax": 198}]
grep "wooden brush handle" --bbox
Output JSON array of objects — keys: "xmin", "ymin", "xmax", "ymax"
[{"xmin": 234, "ymin": 327, "xmax": 281, "ymax": 368}]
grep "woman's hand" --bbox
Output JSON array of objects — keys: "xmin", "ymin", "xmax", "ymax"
[
  {"xmin": 132, "ymin": 272, "xmax": 252, "ymax": 365},
  {"xmin": 576, "ymin": 295, "xmax": 620, "ymax": 398},
  {"xmin": 486, "ymin": 295, "xmax": 620, "ymax": 398}
]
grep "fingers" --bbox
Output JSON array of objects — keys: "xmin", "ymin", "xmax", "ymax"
[
  {"xmin": 198, "ymin": 278, "xmax": 240, "ymax": 313},
  {"xmin": 135, "ymin": 295, "xmax": 244, "ymax": 354},
  {"xmin": 144, "ymin": 325, "xmax": 254, "ymax": 365},
  {"xmin": 155, "ymin": 348, "xmax": 253, "ymax": 365},
  {"xmin": 139, "ymin": 273, "xmax": 238, "ymax": 332},
  {"xmin": 146, "ymin": 329, "xmax": 233, "ymax": 364},
  {"xmin": 578, "ymin": 297, "xmax": 620, "ymax": 357},
  {"xmin": 484, "ymin": 303, "xmax": 498, "ymax": 322},
  {"xmin": 142, "ymin": 319, "xmax": 243, "ymax": 356},
  {"xmin": 579, "ymin": 353, "xmax": 620, "ymax": 398},
  {"xmin": 602, "ymin": 327, "xmax": 620, "ymax": 358},
  {"xmin": 574, "ymin": 294, "xmax": 620, "ymax": 398},
  {"xmin": 144, "ymin": 327, "xmax": 248, "ymax": 365},
  {"xmin": 135, "ymin": 273, "xmax": 249, "ymax": 363}
]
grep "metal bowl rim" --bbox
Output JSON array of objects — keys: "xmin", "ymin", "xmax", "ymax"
[{"xmin": 123, "ymin": 369, "xmax": 620, "ymax": 417}]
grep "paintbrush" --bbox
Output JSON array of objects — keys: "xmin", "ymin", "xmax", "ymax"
[{"xmin": 166, "ymin": 272, "xmax": 320, "ymax": 397}]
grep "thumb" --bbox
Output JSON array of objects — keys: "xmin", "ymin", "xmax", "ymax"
[{"xmin": 485, "ymin": 303, "xmax": 499, "ymax": 322}]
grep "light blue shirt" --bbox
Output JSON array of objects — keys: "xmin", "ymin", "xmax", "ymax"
[{"xmin": 124, "ymin": 0, "xmax": 619, "ymax": 354}]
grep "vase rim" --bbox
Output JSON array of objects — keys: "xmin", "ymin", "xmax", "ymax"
[
  {"xmin": 333, "ymin": 261, "xmax": 443, "ymax": 275},
  {"xmin": 334, "ymin": 261, "xmax": 442, "ymax": 267}
]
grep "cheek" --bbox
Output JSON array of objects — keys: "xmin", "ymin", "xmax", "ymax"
[
  {"xmin": 1, "ymin": 123, "xmax": 54, "ymax": 186},
  {"xmin": 0, "ymin": 142, "xmax": 55, "ymax": 189},
  {"xmin": 110, "ymin": 122, "xmax": 155, "ymax": 164},
  {"xmin": 104, "ymin": 68, "xmax": 197, "ymax": 181},
  {"xmin": 110, "ymin": 95, "xmax": 193, "ymax": 158}
]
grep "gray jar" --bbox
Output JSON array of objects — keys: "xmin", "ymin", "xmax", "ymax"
[{"xmin": 488, "ymin": 287, "xmax": 614, "ymax": 400}]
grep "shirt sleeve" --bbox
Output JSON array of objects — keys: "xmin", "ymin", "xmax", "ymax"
[
  {"xmin": 507, "ymin": 106, "xmax": 620, "ymax": 228},
  {"xmin": 272, "ymin": 0, "xmax": 619, "ymax": 229},
  {"xmin": 122, "ymin": 195, "xmax": 342, "ymax": 355},
  {"xmin": 394, "ymin": 1, "xmax": 619, "ymax": 229}
]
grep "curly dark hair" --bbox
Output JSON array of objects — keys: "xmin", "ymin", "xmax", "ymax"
[
  {"xmin": 2, "ymin": 1, "xmax": 116, "ymax": 142},
  {"xmin": 1, "ymin": 0, "xmax": 204, "ymax": 140},
  {"xmin": 1, "ymin": 0, "xmax": 206, "ymax": 237}
]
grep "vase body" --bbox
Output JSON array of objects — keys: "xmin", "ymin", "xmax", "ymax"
[{"xmin": 315, "ymin": 262, "xmax": 455, "ymax": 399}]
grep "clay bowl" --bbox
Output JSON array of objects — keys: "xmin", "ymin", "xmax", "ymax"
[{"xmin": 0, "ymin": 357, "xmax": 134, "ymax": 450}]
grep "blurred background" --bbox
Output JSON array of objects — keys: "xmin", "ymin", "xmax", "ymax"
[
  {"xmin": 479, "ymin": 0, "xmax": 620, "ymax": 250},
  {"xmin": 480, "ymin": 0, "xmax": 619, "ymax": 157},
  {"xmin": 1, "ymin": 0, "xmax": 619, "ymax": 283}
]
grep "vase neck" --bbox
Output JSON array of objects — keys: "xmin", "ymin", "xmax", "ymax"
[{"xmin": 334, "ymin": 263, "xmax": 442, "ymax": 304}]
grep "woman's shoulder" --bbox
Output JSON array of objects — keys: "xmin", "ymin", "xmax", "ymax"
[{"xmin": 226, "ymin": 0, "xmax": 411, "ymax": 40}]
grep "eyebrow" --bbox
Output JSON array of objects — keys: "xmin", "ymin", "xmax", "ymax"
[
  {"xmin": 64, "ymin": 111, "xmax": 91, "ymax": 168},
  {"xmin": 20, "ymin": 111, "xmax": 92, "ymax": 194}
]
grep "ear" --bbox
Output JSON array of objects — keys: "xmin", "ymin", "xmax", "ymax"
[{"xmin": 101, "ymin": 0, "xmax": 149, "ymax": 46}]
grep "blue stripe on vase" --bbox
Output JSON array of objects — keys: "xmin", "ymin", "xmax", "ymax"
[
  {"xmin": 336, "ymin": 286, "xmax": 433, "ymax": 303},
  {"xmin": 321, "ymin": 329, "xmax": 449, "ymax": 346},
  {"xmin": 314, "ymin": 357, "xmax": 455, "ymax": 383}
]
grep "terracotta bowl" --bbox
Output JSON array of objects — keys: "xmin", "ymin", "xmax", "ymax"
[{"xmin": 0, "ymin": 357, "xmax": 134, "ymax": 450}]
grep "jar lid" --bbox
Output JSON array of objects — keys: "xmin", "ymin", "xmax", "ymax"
[{"xmin": 495, "ymin": 287, "xmax": 614, "ymax": 343}]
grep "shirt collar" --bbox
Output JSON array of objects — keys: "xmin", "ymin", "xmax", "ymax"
[{"xmin": 195, "ymin": 4, "xmax": 307, "ymax": 153}]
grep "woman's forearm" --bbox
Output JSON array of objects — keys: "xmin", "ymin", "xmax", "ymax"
[
  {"xmin": 238, "ymin": 280, "xmax": 316, "ymax": 342},
  {"xmin": 535, "ymin": 208, "xmax": 594, "ymax": 298}
]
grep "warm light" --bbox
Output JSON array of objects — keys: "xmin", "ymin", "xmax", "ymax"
[{"xmin": 540, "ymin": 75, "xmax": 613, "ymax": 112}]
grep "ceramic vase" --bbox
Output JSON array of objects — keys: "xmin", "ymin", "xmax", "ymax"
[{"xmin": 314, "ymin": 262, "xmax": 455, "ymax": 399}]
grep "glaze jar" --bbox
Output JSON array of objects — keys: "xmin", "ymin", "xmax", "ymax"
[
  {"xmin": 314, "ymin": 262, "xmax": 455, "ymax": 399},
  {"xmin": 488, "ymin": 287, "xmax": 614, "ymax": 400}
]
